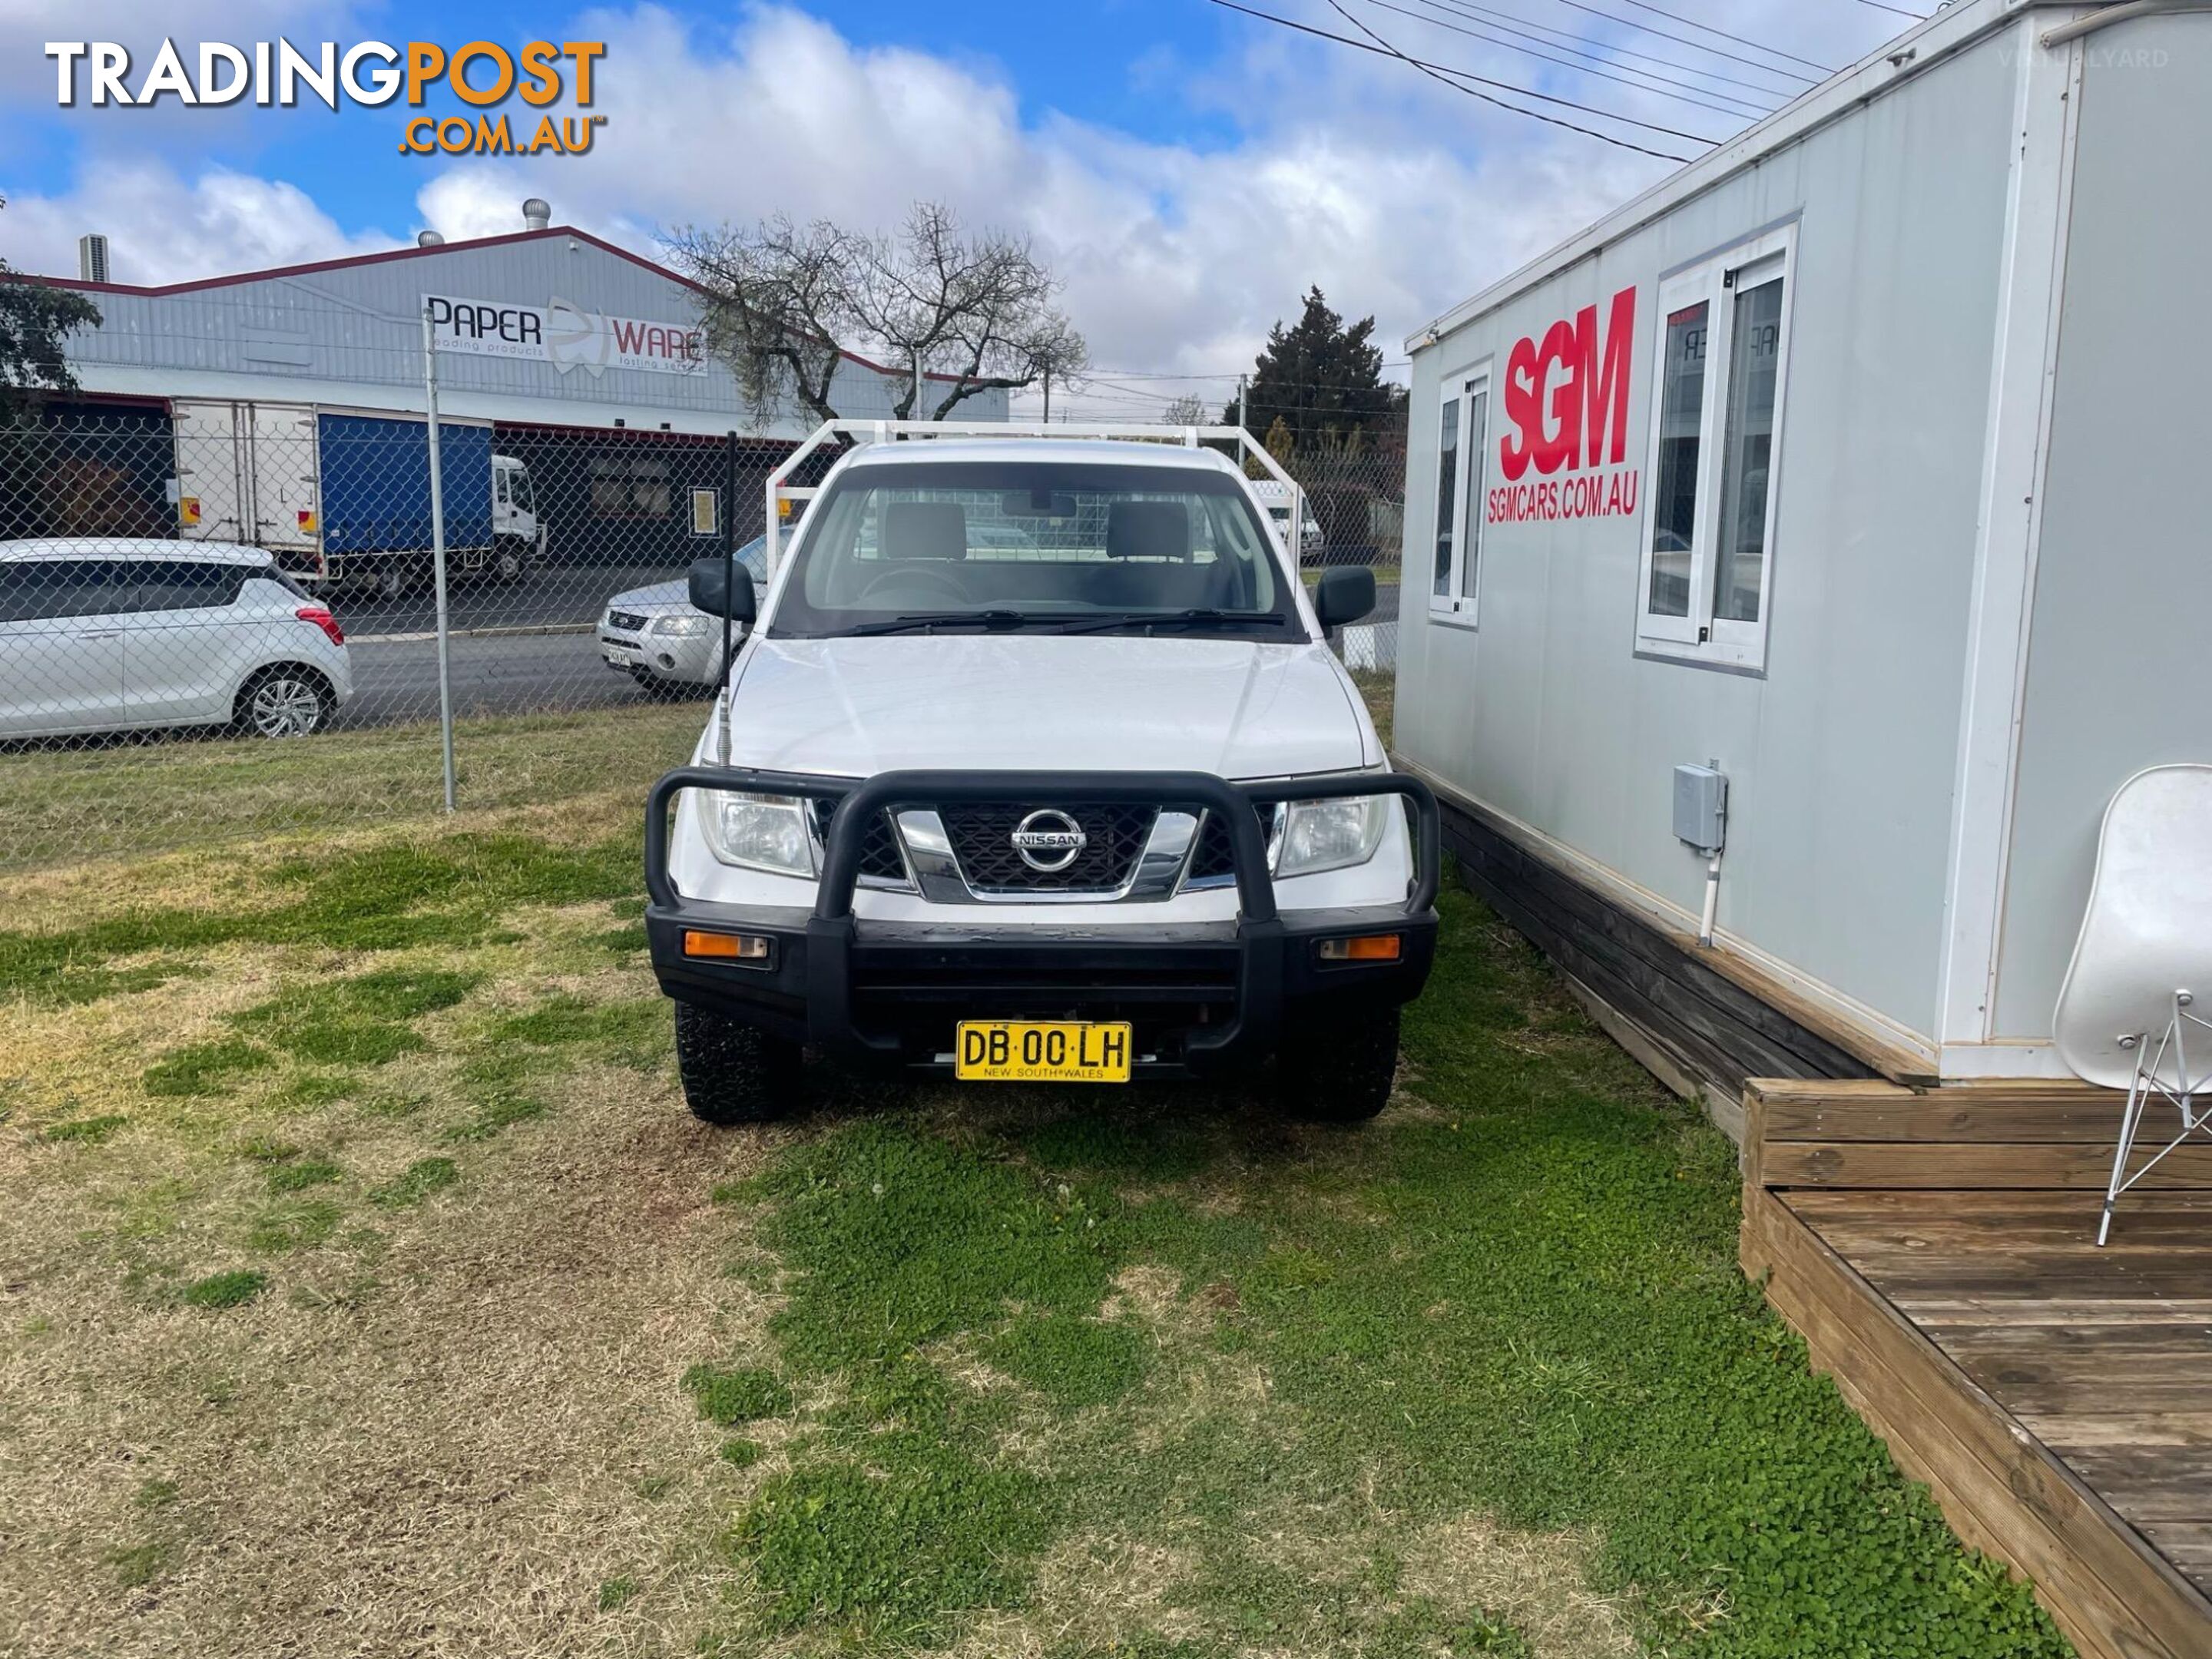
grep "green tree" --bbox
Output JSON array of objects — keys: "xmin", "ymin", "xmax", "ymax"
[
  {"xmin": 1222, "ymin": 287, "xmax": 1404, "ymax": 450},
  {"xmin": 0, "ymin": 197, "xmax": 102, "ymax": 424}
]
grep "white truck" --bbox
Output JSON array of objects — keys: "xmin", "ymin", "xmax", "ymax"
[
  {"xmin": 1249, "ymin": 478, "xmax": 1323, "ymax": 563},
  {"xmin": 170, "ymin": 400, "xmax": 542, "ymax": 598},
  {"xmin": 641, "ymin": 423, "xmax": 1439, "ymax": 1124}
]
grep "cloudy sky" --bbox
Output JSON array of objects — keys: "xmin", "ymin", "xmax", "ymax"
[{"xmin": 0, "ymin": 0, "xmax": 1916, "ymax": 418}]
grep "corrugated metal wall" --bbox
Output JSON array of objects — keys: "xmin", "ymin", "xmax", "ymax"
[{"xmin": 61, "ymin": 233, "xmax": 1006, "ymax": 434}]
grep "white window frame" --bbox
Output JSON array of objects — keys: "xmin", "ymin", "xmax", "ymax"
[
  {"xmin": 1633, "ymin": 224, "xmax": 1796, "ymax": 671},
  {"xmin": 1429, "ymin": 363, "xmax": 1492, "ymax": 628}
]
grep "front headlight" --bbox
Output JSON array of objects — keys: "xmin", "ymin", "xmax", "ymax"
[
  {"xmin": 700, "ymin": 792, "xmax": 815, "ymax": 876},
  {"xmin": 652, "ymin": 614, "xmax": 717, "ymax": 637},
  {"xmin": 1274, "ymin": 796, "xmax": 1388, "ymax": 879}
]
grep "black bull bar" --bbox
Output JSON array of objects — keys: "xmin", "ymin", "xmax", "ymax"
[{"xmin": 644, "ymin": 766, "xmax": 1440, "ymax": 1068}]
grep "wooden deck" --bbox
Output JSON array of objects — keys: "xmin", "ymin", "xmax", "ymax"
[{"xmin": 1741, "ymin": 1078, "xmax": 2212, "ymax": 1659}]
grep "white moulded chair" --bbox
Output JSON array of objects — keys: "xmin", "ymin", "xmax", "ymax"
[{"xmin": 2053, "ymin": 763, "xmax": 2212, "ymax": 1246}]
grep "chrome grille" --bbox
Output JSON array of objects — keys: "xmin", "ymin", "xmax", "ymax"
[
  {"xmin": 939, "ymin": 801, "xmax": 1157, "ymax": 892},
  {"xmin": 605, "ymin": 610, "xmax": 648, "ymax": 633}
]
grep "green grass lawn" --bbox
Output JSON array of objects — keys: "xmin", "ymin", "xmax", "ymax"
[{"xmin": 0, "ymin": 695, "xmax": 2071, "ymax": 1658}]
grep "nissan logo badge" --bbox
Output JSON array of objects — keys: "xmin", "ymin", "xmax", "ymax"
[{"xmin": 1010, "ymin": 808, "xmax": 1087, "ymax": 873}]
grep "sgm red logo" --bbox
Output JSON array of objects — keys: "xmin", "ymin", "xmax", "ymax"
[{"xmin": 1489, "ymin": 285, "xmax": 1641, "ymax": 526}]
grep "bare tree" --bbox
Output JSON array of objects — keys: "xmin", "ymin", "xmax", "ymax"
[
  {"xmin": 667, "ymin": 202, "xmax": 1085, "ymax": 426},
  {"xmin": 1161, "ymin": 392, "xmax": 1209, "ymax": 427},
  {"xmin": 666, "ymin": 215, "xmax": 854, "ymax": 428}
]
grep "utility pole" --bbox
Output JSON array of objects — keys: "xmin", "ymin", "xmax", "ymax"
[
  {"xmin": 1041, "ymin": 367, "xmax": 1051, "ymax": 423},
  {"xmin": 1237, "ymin": 373, "xmax": 1248, "ymax": 435}
]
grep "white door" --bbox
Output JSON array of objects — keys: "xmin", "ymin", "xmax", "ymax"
[
  {"xmin": 171, "ymin": 400, "xmax": 247, "ymax": 542},
  {"xmin": 244, "ymin": 405, "xmax": 320, "ymax": 555},
  {"xmin": 123, "ymin": 559, "xmax": 257, "ymax": 727},
  {"xmin": 495, "ymin": 458, "xmax": 538, "ymax": 540},
  {"xmin": 0, "ymin": 560, "xmax": 134, "ymax": 737},
  {"xmin": 170, "ymin": 401, "xmax": 319, "ymax": 555}
]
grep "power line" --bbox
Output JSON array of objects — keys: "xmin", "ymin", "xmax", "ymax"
[
  {"xmin": 1598, "ymin": 0, "xmax": 1833, "ymax": 78},
  {"xmin": 1415, "ymin": 0, "xmax": 1802, "ymax": 98},
  {"xmin": 1262, "ymin": 0, "xmax": 1724, "ymax": 142},
  {"xmin": 1210, "ymin": 0, "xmax": 1705, "ymax": 160},
  {"xmin": 1085, "ymin": 363, "xmax": 1414, "ymax": 379},
  {"xmin": 1085, "ymin": 367, "xmax": 1250, "ymax": 380},
  {"xmin": 1322, "ymin": 0, "xmax": 1716, "ymax": 149},
  {"xmin": 1853, "ymin": 0, "xmax": 1928, "ymax": 19},
  {"xmin": 1360, "ymin": 0, "xmax": 1777, "ymax": 121}
]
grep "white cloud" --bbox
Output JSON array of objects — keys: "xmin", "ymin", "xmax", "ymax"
[
  {"xmin": 1, "ymin": 163, "xmax": 399, "ymax": 283},
  {"xmin": 0, "ymin": 0, "xmax": 360, "ymax": 101},
  {"xmin": 405, "ymin": 4, "xmax": 1674, "ymax": 416},
  {"xmin": 2, "ymin": 0, "xmax": 1912, "ymax": 414}
]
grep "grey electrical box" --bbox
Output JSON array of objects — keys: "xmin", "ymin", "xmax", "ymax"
[{"xmin": 1673, "ymin": 763, "xmax": 1728, "ymax": 856}]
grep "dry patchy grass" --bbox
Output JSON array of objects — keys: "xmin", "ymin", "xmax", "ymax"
[
  {"xmin": 2, "ymin": 737, "xmax": 2061, "ymax": 1659},
  {"xmin": 0, "ymin": 827, "xmax": 779, "ymax": 1658}
]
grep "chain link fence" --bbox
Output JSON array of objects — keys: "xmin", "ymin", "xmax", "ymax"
[
  {"xmin": 1269, "ymin": 424, "xmax": 1406, "ymax": 679},
  {"xmin": 1, "ymin": 383, "xmax": 1404, "ymax": 871}
]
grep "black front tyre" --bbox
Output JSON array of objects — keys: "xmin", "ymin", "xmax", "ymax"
[
  {"xmin": 674, "ymin": 1001, "xmax": 803, "ymax": 1125},
  {"xmin": 1272, "ymin": 1006, "xmax": 1400, "ymax": 1123}
]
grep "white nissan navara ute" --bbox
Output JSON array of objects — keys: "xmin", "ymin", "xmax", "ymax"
[{"xmin": 643, "ymin": 433, "xmax": 1438, "ymax": 1124}]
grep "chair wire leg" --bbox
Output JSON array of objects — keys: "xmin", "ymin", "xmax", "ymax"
[{"xmin": 2100, "ymin": 1059, "xmax": 2151, "ymax": 1247}]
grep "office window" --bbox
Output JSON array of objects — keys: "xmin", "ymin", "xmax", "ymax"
[
  {"xmin": 1429, "ymin": 366, "xmax": 1491, "ymax": 624},
  {"xmin": 1431, "ymin": 397, "xmax": 1459, "ymax": 600},
  {"xmin": 1634, "ymin": 225, "xmax": 1795, "ymax": 670},
  {"xmin": 1647, "ymin": 301, "xmax": 1706, "ymax": 621},
  {"xmin": 590, "ymin": 455, "xmax": 672, "ymax": 518}
]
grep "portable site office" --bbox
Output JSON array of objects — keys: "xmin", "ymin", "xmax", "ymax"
[{"xmin": 1392, "ymin": 0, "xmax": 2210, "ymax": 1100}]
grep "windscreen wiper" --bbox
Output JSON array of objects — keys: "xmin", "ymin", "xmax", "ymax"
[
  {"xmin": 1055, "ymin": 608, "xmax": 1292, "ymax": 635},
  {"xmin": 836, "ymin": 609, "xmax": 1035, "ymax": 637}
]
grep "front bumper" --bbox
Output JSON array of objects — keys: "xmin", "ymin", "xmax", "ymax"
[
  {"xmin": 644, "ymin": 766, "xmax": 1439, "ymax": 1075},
  {"xmin": 600, "ymin": 621, "xmax": 717, "ymax": 684}
]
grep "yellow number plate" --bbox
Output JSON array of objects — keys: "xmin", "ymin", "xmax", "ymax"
[{"xmin": 954, "ymin": 1020, "xmax": 1132, "ymax": 1083}]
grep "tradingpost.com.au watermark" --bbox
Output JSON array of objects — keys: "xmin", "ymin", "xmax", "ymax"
[{"xmin": 44, "ymin": 40, "xmax": 608, "ymax": 155}]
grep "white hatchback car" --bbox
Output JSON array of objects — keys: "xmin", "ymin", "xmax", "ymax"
[
  {"xmin": 0, "ymin": 539, "xmax": 354, "ymax": 740},
  {"xmin": 598, "ymin": 536, "xmax": 770, "ymax": 694}
]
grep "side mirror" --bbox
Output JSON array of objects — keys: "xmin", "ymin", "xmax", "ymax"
[
  {"xmin": 1311, "ymin": 566, "xmax": 1376, "ymax": 630},
  {"xmin": 687, "ymin": 556, "xmax": 757, "ymax": 626}
]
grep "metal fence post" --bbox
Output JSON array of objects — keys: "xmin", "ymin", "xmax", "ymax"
[{"xmin": 421, "ymin": 302, "xmax": 457, "ymax": 813}]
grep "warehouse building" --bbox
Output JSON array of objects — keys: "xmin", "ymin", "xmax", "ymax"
[{"xmin": 5, "ymin": 204, "xmax": 1005, "ymax": 573}]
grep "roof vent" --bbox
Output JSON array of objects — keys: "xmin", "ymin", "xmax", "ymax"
[
  {"xmin": 416, "ymin": 230, "xmax": 445, "ymax": 248},
  {"xmin": 522, "ymin": 198, "xmax": 552, "ymax": 232},
  {"xmin": 78, "ymin": 233, "xmax": 110, "ymax": 283}
]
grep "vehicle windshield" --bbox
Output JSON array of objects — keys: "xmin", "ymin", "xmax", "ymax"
[
  {"xmin": 767, "ymin": 460, "xmax": 1303, "ymax": 639},
  {"xmin": 735, "ymin": 535, "xmax": 768, "ymax": 584}
]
